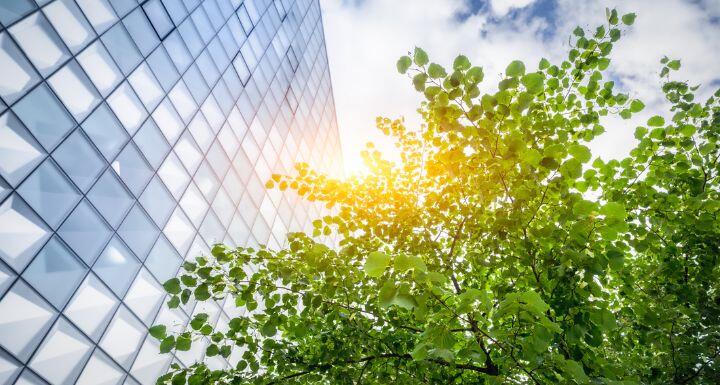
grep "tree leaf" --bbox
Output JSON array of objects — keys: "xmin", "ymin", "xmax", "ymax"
[
  {"xmin": 149, "ymin": 325, "xmax": 167, "ymax": 340},
  {"xmin": 505, "ymin": 60, "xmax": 526, "ymax": 77},
  {"xmin": 364, "ymin": 251, "xmax": 391, "ymax": 277},
  {"xmin": 453, "ymin": 55, "xmax": 471, "ymax": 70},
  {"xmin": 647, "ymin": 115, "xmax": 665, "ymax": 127},
  {"xmin": 621, "ymin": 13, "xmax": 636, "ymax": 26},
  {"xmin": 413, "ymin": 47, "xmax": 428, "ymax": 66},
  {"xmin": 396, "ymin": 56, "xmax": 412, "ymax": 74}
]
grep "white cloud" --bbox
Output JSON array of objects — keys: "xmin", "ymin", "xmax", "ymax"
[
  {"xmin": 320, "ymin": 0, "xmax": 720, "ymax": 174},
  {"xmin": 490, "ymin": 0, "xmax": 538, "ymax": 16}
]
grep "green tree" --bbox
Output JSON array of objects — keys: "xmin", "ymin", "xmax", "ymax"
[{"xmin": 153, "ymin": 9, "xmax": 720, "ymax": 384}]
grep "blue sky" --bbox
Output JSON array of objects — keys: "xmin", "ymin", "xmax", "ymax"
[{"xmin": 320, "ymin": 0, "xmax": 720, "ymax": 174}]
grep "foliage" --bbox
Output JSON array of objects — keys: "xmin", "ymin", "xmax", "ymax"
[{"xmin": 153, "ymin": 9, "xmax": 720, "ymax": 385}]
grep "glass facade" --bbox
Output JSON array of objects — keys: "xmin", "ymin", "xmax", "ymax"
[{"xmin": 0, "ymin": 0, "xmax": 343, "ymax": 383}]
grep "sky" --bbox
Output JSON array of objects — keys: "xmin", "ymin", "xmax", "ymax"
[{"xmin": 319, "ymin": 0, "xmax": 720, "ymax": 175}]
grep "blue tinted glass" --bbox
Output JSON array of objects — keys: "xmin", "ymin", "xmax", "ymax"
[
  {"xmin": 163, "ymin": 30, "xmax": 192, "ymax": 72},
  {"xmin": 195, "ymin": 50, "xmax": 219, "ymax": 86},
  {"xmin": 207, "ymin": 38, "xmax": 229, "ymax": 71},
  {"xmin": 133, "ymin": 119, "xmax": 169, "ymax": 169},
  {"xmin": 182, "ymin": 64, "xmax": 209, "ymax": 104},
  {"xmin": 100, "ymin": 23, "xmax": 141, "ymax": 76},
  {"xmin": 143, "ymin": 0, "xmax": 173, "ymax": 39},
  {"xmin": 87, "ymin": 169, "xmax": 134, "ymax": 228},
  {"xmin": 93, "ymin": 236, "xmax": 140, "ymax": 297},
  {"xmin": 112, "ymin": 142, "xmax": 153, "ymax": 196},
  {"xmin": 17, "ymin": 158, "xmax": 81, "ymax": 229},
  {"xmin": 0, "ymin": 0, "xmax": 36, "ymax": 26},
  {"xmin": 177, "ymin": 19, "xmax": 203, "ymax": 57},
  {"xmin": 0, "ymin": 259, "xmax": 16, "ymax": 298},
  {"xmin": 52, "ymin": 129, "xmax": 105, "ymax": 192},
  {"xmin": 118, "ymin": 204, "xmax": 159, "ymax": 261},
  {"xmin": 0, "ymin": 111, "xmax": 46, "ymax": 187},
  {"xmin": 190, "ymin": 7, "xmax": 213, "ymax": 44},
  {"xmin": 161, "ymin": 0, "xmax": 188, "ymax": 25},
  {"xmin": 201, "ymin": 0, "xmax": 223, "ymax": 30},
  {"xmin": 0, "ymin": 33, "xmax": 41, "ymax": 106},
  {"xmin": 0, "ymin": 177, "xmax": 9, "ymax": 202},
  {"xmin": 22, "ymin": 236, "xmax": 87, "ymax": 309},
  {"xmin": 146, "ymin": 45, "xmax": 179, "ymax": 92},
  {"xmin": 58, "ymin": 199, "xmax": 112, "ymax": 265},
  {"xmin": 11, "ymin": 84, "xmax": 75, "ymax": 152},
  {"xmin": 139, "ymin": 176, "xmax": 175, "ymax": 227},
  {"xmin": 81, "ymin": 103, "xmax": 129, "ymax": 161},
  {"xmin": 107, "ymin": 0, "xmax": 136, "ymax": 17},
  {"xmin": 144, "ymin": 234, "xmax": 180, "ymax": 283},
  {"xmin": 123, "ymin": 8, "xmax": 160, "ymax": 57}
]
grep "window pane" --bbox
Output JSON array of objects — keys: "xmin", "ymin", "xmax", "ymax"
[
  {"xmin": 123, "ymin": 8, "xmax": 160, "ymax": 58},
  {"xmin": 107, "ymin": 82, "xmax": 147, "ymax": 136},
  {"xmin": 43, "ymin": 0, "xmax": 96, "ymax": 55},
  {"xmin": 0, "ymin": 33, "xmax": 40, "ymax": 105},
  {"xmin": 76, "ymin": 0, "xmax": 118, "ymax": 35},
  {"xmin": 9, "ymin": 12, "xmax": 70, "ymax": 77},
  {"xmin": 87, "ymin": 168, "xmax": 133, "ymax": 228},
  {"xmin": 138, "ymin": 176, "xmax": 175, "ymax": 228},
  {"xmin": 0, "ymin": 194, "xmax": 51, "ymax": 273},
  {"xmin": 132, "ymin": 118, "xmax": 169, "ymax": 169},
  {"xmin": 22, "ymin": 236, "xmax": 87, "ymax": 309},
  {"xmin": 112, "ymin": 142, "xmax": 153, "ymax": 197},
  {"xmin": 63, "ymin": 273, "xmax": 118, "ymax": 342},
  {"xmin": 117, "ymin": 204, "xmax": 159, "ymax": 260},
  {"xmin": 82, "ymin": 103, "xmax": 129, "ymax": 161},
  {"xmin": 52, "ymin": 127, "xmax": 105, "ymax": 193},
  {"xmin": 12, "ymin": 83, "xmax": 75, "ymax": 152},
  {"xmin": 0, "ymin": 280, "xmax": 57, "ymax": 362},
  {"xmin": 101, "ymin": 23, "xmax": 141, "ymax": 76},
  {"xmin": 28, "ymin": 318, "xmax": 93, "ymax": 385},
  {"xmin": 48, "ymin": 60, "xmax": 101, "ymax": 121},
  {"xmin": 0, "ymin": 112, "xmax": 46, "ymax": 187},
  {"xmin": 0, "ymin": 0, "xmax": 36, "ymax": 26},
  {"xmin": 17, "ymin": 158, "xmax": 81, "ymax": 229},
  {"xmin": 76, "ymin": 41, "xmax": 123, "ymax": 97},
  {"xmin": 57, "ymin": 199, "xmax": 112, "ymax": 265},
  {"xmin": 93, "ymin": 237, "xmax": 140, "ymax": 298}
]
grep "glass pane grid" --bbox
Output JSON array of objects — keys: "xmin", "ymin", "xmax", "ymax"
[{"xmin": 0, "ymin": 0, "xmax": 343, "ymax": 383}]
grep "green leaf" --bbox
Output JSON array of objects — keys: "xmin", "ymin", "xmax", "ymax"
[
  {"xmin": 396, "ymin": 56, "xmax": 412, "ymax": 74},
  {"xmin": 163, "ymin": 278, "xmax": 181, "ymax": 295},
  {"xmin": 521, "ymin": 72, "xmax": 544, "ymax": 94},
  {"xmin": 569, "ymin": 144, "xmax": 591, "ymax": 163},
  {"xmin": 539, "ymin": 58, "xmax": 551, "ymax": 70},
  {"xmin": 427, "ymin": 63, "xmax": 446, "ymax": 79},
  {"xmin": 364, "ymin": 251, "xmax": 391, "ymax": 277},
  {"xmin": 160, "ymin": 336, "xmax": 175, "ymax": 353},
  {"xmin": 630, "ymin": 99, "xmax": 645, "ymax": 112},
  {"xmin": 194, "ymin": 284, "xmax": 211, "ymax": 301},
  {"xmin": 467, "ymin": 66, "xmax": 484, "ymax": 83},
  {"xmin": 505, "ymin": 60, "xmax": 526, "ymax": 77},
  {"xmin": 667, "ymin": 59, "xmax": 681, "ymax": 70},
  {"xmin": 413, "ymin": 73, "xmax": 428, "ymax": 91},
  {"xmin": 149, "ymin": 325, "xmax": 167, "ymax": 340},
  {"xmin": 413, "ymin": 47, "xmax": 428, "ymax": 66},
  {"xmin": 378, "ymin": 280, "xmax": 397, "ymax": 308},
  {"xmin": 261, "ymin": 322, "xmax": 277, "ymax": 337},
  {"xmin": 573, "ymin": 27, "xmax": 584, "ymax": 37},
  {"xmin": 621, "ymin": 13, "xmax": 636, "ymax": 26},
  {"xmin": 647, "ymin": 115, "xmax": 665, "ymax": 127},
  {"xmin": 563, "ymin": 359, "xmax": 589, "ymax": 382},
  {"xmin": 453, "ymin": 55, "xmax": 471, "ymax": 70},
  {"xmin": 601, "ymin": 202, "xmax": 626, "ymax": 219},
  {"xmin": 176, "ymin": 335, "xmax": 192, "ymax": 351},
  {"xmin": 393, "ymin": 294, "xmax": 417, "ymax": 310}
]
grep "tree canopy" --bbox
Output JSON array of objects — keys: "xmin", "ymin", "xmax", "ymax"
[{"xmin": 153, "ymin": 9, "xmax": 720, "ymax": 385}]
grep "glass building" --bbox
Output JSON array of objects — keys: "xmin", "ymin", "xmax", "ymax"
[{"xmin": 0, "ymin": 0, "xmax": 342, "ymax": 383}]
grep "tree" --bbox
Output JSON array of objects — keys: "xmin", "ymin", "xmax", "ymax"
[{"xmin": 152, "ymin": 9, "xmax": 720, "ymax": 385}]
